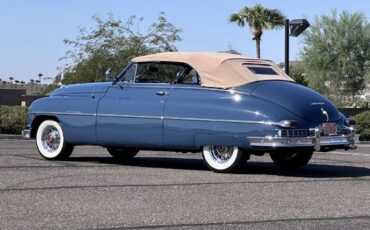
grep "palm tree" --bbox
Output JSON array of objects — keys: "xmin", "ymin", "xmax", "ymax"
[
  {"xmin": 30, "ymin": 79, "xmax": 34, "ymax": 95},
  {"xmin": 38, "ymin": 73, "xmax": 43, "ymax": 85},
  {"xmin": 9, "ymin": 77, "xmax": 14, "ymax": 85},
  {"xmin": 35, "ymin": 80, "xmax": 40, "ymax": 93},
  {"xmin": 229, "ymin": 4, "xmax": 285, "ymax": 59}
]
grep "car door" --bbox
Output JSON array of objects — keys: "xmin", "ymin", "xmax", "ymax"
[
  {"xmin": 96, "ymin": 63, "xmax": 170, "ymax": 146},
  {"xmin": 163, "ymin": 70, "xmax": 205, "ymax": 148},
  {"xmin": 163, "ymin": 70, "xmax": 248, "ymax": 148}
]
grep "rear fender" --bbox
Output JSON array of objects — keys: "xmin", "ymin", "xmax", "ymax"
[{"xmin": 195, "ymin": 134, "xmax": 248, "ymax": 148}]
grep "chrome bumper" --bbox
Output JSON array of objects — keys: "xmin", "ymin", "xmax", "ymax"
[
  {"xmin": 22, "ymin": 129, "xmax": 31, "ymax": 139},
  {"xmin": 249, "ymin": 127, "xmax": 357, "ymax": 151}
]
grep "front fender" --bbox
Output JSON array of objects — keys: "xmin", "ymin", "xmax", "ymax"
[{"xmin": 28, "ymin": 93, "xmax": 104, "ymax": 144}]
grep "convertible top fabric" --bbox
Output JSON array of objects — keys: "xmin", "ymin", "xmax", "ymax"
[{"xmin": 132, "ymin": 52, "xmax": 294, "ymax": 88}]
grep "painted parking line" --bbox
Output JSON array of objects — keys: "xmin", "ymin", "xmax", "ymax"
[{"xmin": 323, "ymin": 151, "xmax": 370, "ymax": 157}]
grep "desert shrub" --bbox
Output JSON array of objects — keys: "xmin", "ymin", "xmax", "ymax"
[
  {"xmin": 0, "ymin": 105, "xmax": 28, "ymax": 134},
  {"xmin": 352, "ymin": 111, "xmax": 370, "ymax": 141}
]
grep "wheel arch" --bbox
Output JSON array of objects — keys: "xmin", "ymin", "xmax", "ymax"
[
  {"xmin": 194, "ymin": 134, "xmax": 248, "ymax": 149},
  {"xmin": 31, "ymin": 115, "xmax": 60, "ymax": 138}
]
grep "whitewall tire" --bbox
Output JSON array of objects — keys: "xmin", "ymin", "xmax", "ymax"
[
  {"xmin": 36, "ymin": 120, "xmax": 73, "ymax": 160},
  {"xmin": 202, "ymin": 146, "xmax": 245, "ymax": 172}
]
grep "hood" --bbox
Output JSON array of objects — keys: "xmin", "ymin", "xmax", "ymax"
[
  {"xmin": 51, "ymin": 82, "xmax": 111, "ymax": 96},
  {"xmin": 238, "ymin": 81, "xmax": 341, "ymax": 122}
]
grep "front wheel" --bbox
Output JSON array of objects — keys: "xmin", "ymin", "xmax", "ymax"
[
  {"xmin": 107, "ymin": 147, "xmax": 139, "ymax": 161},
  {"xmin": 36, "ymin": 120, "xmax": 74, "ymax": 160},
  {"xmin": 202, "ymin": 146, "xmax": 246, "ymax": 172},
  {"xmin": 269, "ymin": 150, "xmax": 313, "ymax": 170}
]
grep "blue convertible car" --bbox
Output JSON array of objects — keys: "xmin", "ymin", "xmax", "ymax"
[{"xmin": 23, "ymin": 52, "xmax": 357, "ymax": 172}]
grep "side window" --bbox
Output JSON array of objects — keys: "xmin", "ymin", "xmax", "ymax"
[
  {"xmin": 122, "ymin": 64, "xmax": 137, "ymax": 82},
  {"xmin": 180, "ymin": 69, "xmax": 200, "ymax": 85},
  {"xmin": 135, "ymin": 63, "xmax": 186, "ymax": 84}
]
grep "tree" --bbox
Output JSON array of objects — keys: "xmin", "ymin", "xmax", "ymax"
[
  {"xmin": 289, "ymin": 61, "xmax": 308, "ymax": 86},
  {"xmin": 60, "ymin": 12, "xmax": 182, "ymax": 84},
  {"xmin": 301, "ymin": 10, "xmax": 370, "ymax": 105},
  {"xmin": 9, "ymin": 77, "xmax": 14, "ymax": 85},
  {"xmin": 229, "ymin": 4, "xmax": 285, "ymax": 59}
]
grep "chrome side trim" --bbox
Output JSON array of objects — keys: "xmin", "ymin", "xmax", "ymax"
[
  {"xmin": 31, "ymin": 111, "xmax": 277, "ymax": 126},
  {"xmin": 31, "ymin": 111, "xmax": 96, "ymax": 116},
  {"xmin": 97, "ymin": 113, "xmax": 161, "ymax": 120},
  {"xmin": 165, "ymin": 116, "xmax": 278, "ymax": 125},
  {"xmin": 170, "ymin": 86, "xmax": 251, "ymax": 96},
  {"xmin": 123, "ymin": 84, "xmax": 171, "ymax": 89}
]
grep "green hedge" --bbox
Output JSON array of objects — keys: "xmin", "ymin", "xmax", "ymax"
[
  {"xmin": 0, "ymin": 105, "xmax": 28, "ymax": 135},
  {"xmin": 352, "ymin": 111, "xmax": 370, "ymax": 141}
]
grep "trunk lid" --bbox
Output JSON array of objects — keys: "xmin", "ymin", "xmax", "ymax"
[{"xmin": 242, "ymin": 81, "xmax": 341, "ymax": 122}]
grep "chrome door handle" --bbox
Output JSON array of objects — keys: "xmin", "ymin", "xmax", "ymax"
[{"xmin": 156, "ymin": 91, "xmax": 168, "ymax": 96}]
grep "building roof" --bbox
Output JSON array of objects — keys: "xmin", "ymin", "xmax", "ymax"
[{"xmin": 132, "ymin": 52, "xmax": 294, "ymax": 88}]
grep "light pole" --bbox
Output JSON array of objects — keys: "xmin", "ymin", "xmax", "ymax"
[{"xmin": 284, "ymin": 19, "xmax": 310, "ymax": 75}]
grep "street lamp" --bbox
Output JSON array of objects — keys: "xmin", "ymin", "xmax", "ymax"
[{"xmin": 284, "ymin": 19, "xmax": 310, "ymax": 75}]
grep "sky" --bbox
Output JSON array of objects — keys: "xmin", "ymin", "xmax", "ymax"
[{"xmin": 0, "ymin": 0, "xmax": 369, "ymax": 83}]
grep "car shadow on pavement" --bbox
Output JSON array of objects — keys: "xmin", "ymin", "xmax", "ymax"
[
  {"xmin": 241, "ymin": 161, "xmax": 370, "ymax": 178},
  {"xmin": 67, "ymin": 156, "xmax": 370, "ymax": 178}
]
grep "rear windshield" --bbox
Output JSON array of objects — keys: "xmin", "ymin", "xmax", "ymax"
[{"xmin": 246, "ymin": 66, "xmax": 278, "ymax": 75}]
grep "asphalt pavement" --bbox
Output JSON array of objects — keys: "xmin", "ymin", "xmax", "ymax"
[{"xmin": 1, "ymin": 139, "xmax": 370, "ymax": 229}]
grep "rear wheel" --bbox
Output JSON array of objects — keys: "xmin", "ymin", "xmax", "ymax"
[
  {"xmin": 107, "ymin": 147, "xmax": 139, "ymax": 161},
  {"xmin": 269, "ymin": 150, "xmax": 313, "ymax": 170},
  {"xmin": 36, "ymin": 120, "xmax": 74, "ymax": 160},
  {"xmin": 202, "ymin": 146, "xmax": 246, "ymax": 172}
]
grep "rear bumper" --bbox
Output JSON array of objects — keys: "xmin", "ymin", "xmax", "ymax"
[{"xmin": 249, "ymin": 127, "xmax": 357, "ymax": 151}]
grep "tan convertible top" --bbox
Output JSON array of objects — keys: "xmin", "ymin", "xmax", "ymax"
[{"xmin": 132, "ymin": 52, "xmax": 294, "ymax": 88}]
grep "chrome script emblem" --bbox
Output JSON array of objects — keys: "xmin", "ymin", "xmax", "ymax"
[
  {"xmin": 310, "ymin": 102, "xmax": 325, "ymax": 106},
  {"xmin": 321, "ymin": 108, "xmax": 329, "ymax": 122}
]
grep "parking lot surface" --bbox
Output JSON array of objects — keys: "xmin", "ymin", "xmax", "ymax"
[{"xmin": 1, "ymin": 139, "xmax": 370, "ymax": 229}]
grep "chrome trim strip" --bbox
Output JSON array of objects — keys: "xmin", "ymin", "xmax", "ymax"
[
  {"xmin": 165, "ymin": 116, "xmax": 277, "ymax": 125},
  {"xmin": 31, "ymin": 111, "xmax": 96, "ymax": 116},
  {"xmin": 118, "ymin": 83, "xmax": 250, "ymax": 96},
  {"xmin": 123, "ymin": 84, "xmax": 171, "ymax": 89},
  {"xmin": 170, "ymin": 86, "xmax": 251, "ymax": 96},
  {"xmin": 97, "ymin": 113, "xmax": 161, "ymax": 120},
  {"xmin": 31, "ymin": 111, "xmax": 276, "ymax": 125}
]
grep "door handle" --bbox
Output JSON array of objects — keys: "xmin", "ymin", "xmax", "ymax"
[{"xmin": 156, "ymin": 91, "xmax": 168, "ymax": 96}]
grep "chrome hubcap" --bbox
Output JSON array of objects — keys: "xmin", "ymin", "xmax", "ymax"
[
  {"xmin": 210, "ymin": 146, "xmax": 233, "ymax": 163},
  {"xmin": 41, "ymin": 126, "xmax": 61, "ymax": 152}
]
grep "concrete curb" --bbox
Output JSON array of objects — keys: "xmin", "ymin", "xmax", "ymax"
[{"xmin": 1, "ymin": 134, "xmax": 370, "ymax": 145}]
